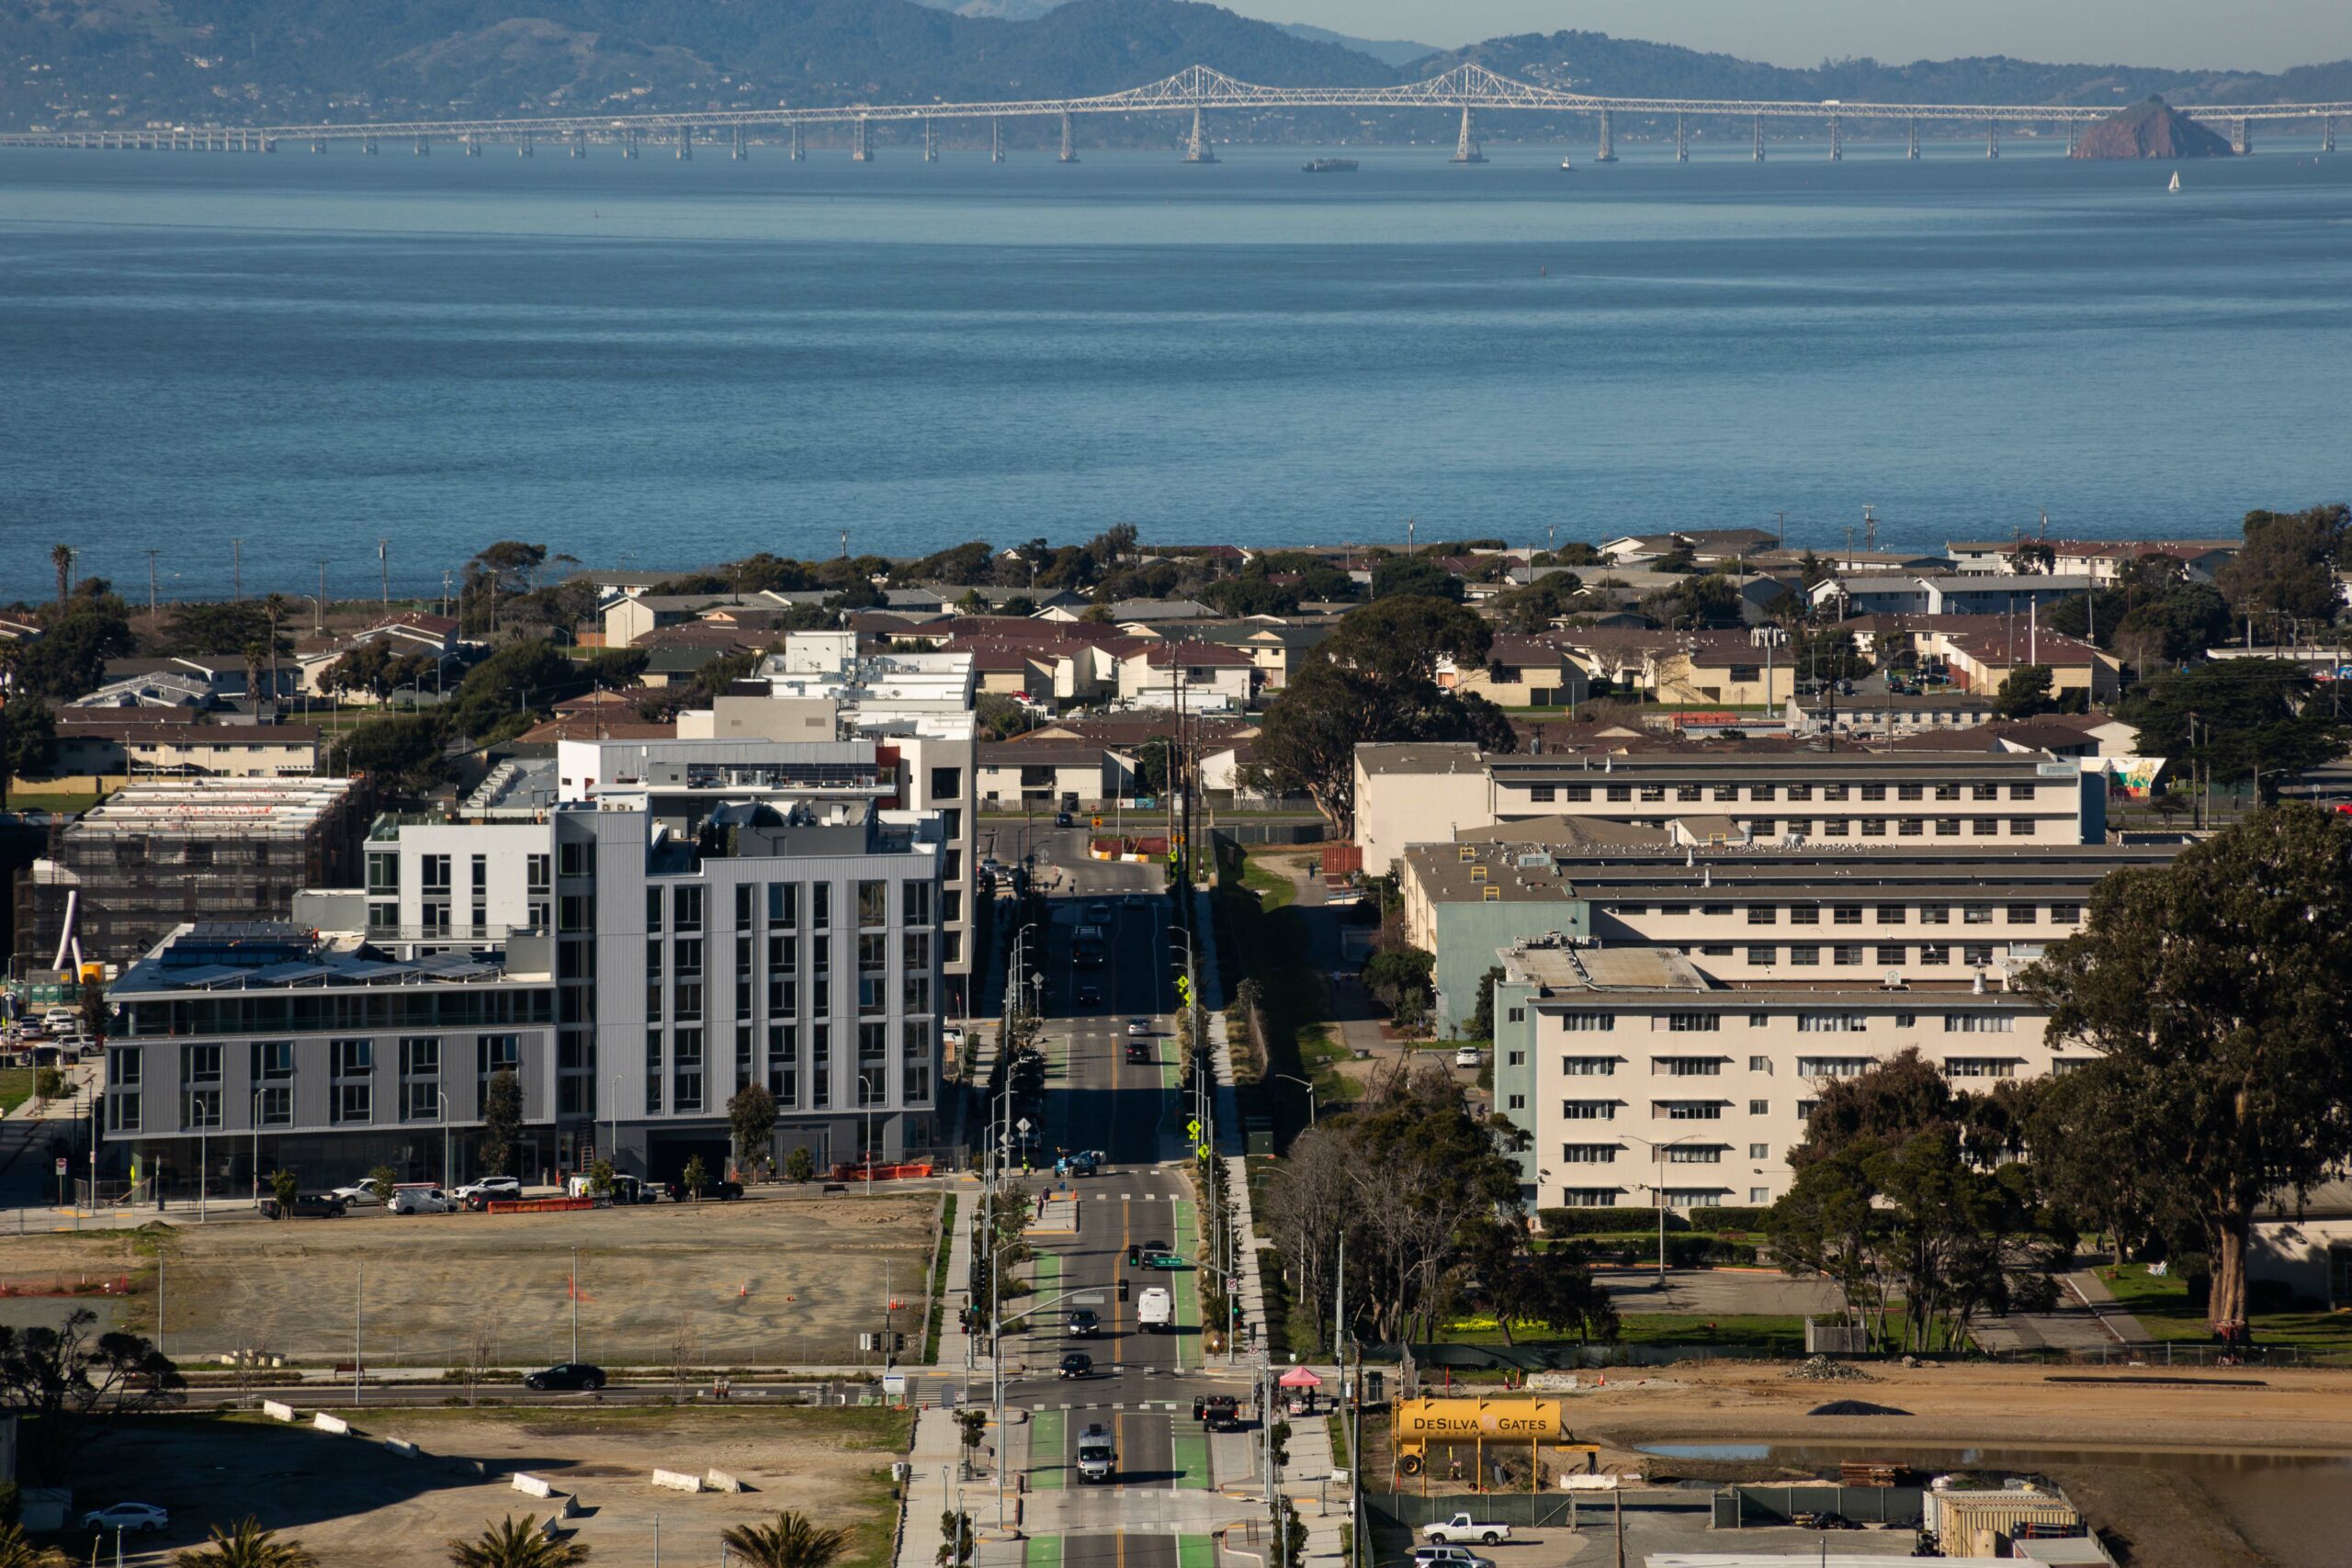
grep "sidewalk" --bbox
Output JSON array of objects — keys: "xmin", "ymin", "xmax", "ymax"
[
  {"xmin": 896, "ymin": 1405, "xmax": 1025, "ymax": 1568},
  {"xmin": 1283, "ymin": 1414, "xmax": 1349, "ymax": 1567},
  {"xmin": 1193, "ymin": 889, "xmax": 1269, "ymax": 1353}
]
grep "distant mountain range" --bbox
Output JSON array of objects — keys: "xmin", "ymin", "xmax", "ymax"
[{"xmin": 2, "ymin": 0, "xmax": 2343, "ymax": 132}]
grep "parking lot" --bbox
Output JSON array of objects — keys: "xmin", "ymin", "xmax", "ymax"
[{"xmin": 1, "ymin": 1191, "xmax": 939, "ymax": 1369}]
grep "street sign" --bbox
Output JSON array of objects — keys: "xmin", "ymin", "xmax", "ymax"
[
  {"xmin": 882, "ymin": 1372, "xmax": 908, "ymax": 1399},
  {"xmin": 54, "ymin": 1158, "xmax": 67, "ymax": 1176},
  {"xmin": 1186, "ymin": 1119, "xmax": 1202, "ymax": 1142},
  {"xmin": 1017, "ymin": 1117, "xmax": 1033, "ymax": 1134}
]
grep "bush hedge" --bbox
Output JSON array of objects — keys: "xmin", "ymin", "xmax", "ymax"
[
  {"xmin": 1538, "ymin": 1206, "xmax": 1687, "ymax": 1235},
  {"xmin": 1690, "ymin": 1206, "xmax": 1770, "ymax": 1233}
]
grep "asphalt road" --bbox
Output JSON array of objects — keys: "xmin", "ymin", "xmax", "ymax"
[{"xmin": 982, "ymin": 846, "xmax": 1258, "ymax": 1542}]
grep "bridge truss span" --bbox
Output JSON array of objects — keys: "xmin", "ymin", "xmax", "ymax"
[{"xmin": 2, "ymin": 61, "xmax": 2345, "ymax": 152}]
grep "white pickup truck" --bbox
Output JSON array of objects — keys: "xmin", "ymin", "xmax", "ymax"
[{"xmin": 1422, "ymin": 1515, "xmax": 1512, "ymax": 1546}]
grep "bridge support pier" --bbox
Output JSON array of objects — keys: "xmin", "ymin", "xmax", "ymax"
[
  {"xmin": 791, "ymin": 123, "xmax": 805, "ymax": 162},
  {"xmin": 1452, "ymin": 105, "xmax": 1484, "ymax": 164},
  {"xmin": 468, "ymin": 134, "xmax": 481, "ymax": 157},
  {"xmin": 311, "ymin": 139, "xmax": 326, "ymax": 154},
  {"xmin": 1596, "ymin": 107, "xmax": 1616, "ymax": 163},
  {"xmin": 1753, "ymin": 114, "xmax": 1765, "ymax": 162},
  {"xmin": 1907, "ymin": 118, "xmax": 1919, "ymax": 160},
  {"xmin": 571, "ymin": 129, "xmax": 587, "ymax": 158},
  {"xmin": 1184, "ymin": 106, "xmax": 1216, "ymax": 164},
  {"xmin": 1674, "ymin": 114, "xmax": 1687, "ymax": 163},
  {"xmin": 2324, "ymin": 116, "xmax": 2335, "ymax": 152},
  {"xmin": 519, "ymin": 132, "xmax": 534, "ymax": 158},
  {"xmin": 1829, "ymin": 113, "xmax": 1841, "ymax": 161},
  {"xmin": 925, "ymin": 118, "xmax": 937, "ymax": 163},
  {"xmin": 415, "ymin": 136, "xmax": 429, "ymax": 156},
  {"xmin": 1987, "ymin": 121, "xmax": 1999, "ymax": 159},
  {"xmin": 362, "ymin": 136, "xmax": 377, "ymax": 155},
  {"xmin": 677, "ymin": 126, "xmax": 692, "ymax": 160},
  {"xmin": 852, "ymin": 116, "xmax": 874, "ymax": 162},
  {"xmin": 734, "ymin": 125, "xmax": 747, "ymax": 161},
  {"xmin": 261, "ymin": 137, "xmax": 275, "ymax": 153},
  {"xmin": 2233, "ymin": 117, "xmax": 2252, "ymax": 155},
  {"xmin": 1059, "ymin": 109, "xmax": 1078, "ymax": 163},
  {"xmin": 990, "ymin": 117, "xmax": 1002, "ymax": 163}
]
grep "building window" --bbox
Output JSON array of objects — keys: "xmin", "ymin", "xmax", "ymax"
[
  {"xmin": 673, "ymin": 1029, "xmax": 704, "ymax": 1111},
  {"xmin": 736, "ymin": 935, "xmax": 755, "ymax": 1021},
  {"xmin": 257, "ymin": 1085, "xmax": 292, "ymax": 1126},
  {"xmin": 1963, "ymin": 943, "xmax": 1996, "ymax": 966},
  {"xmin": 1832, "ymin": 945, "xmax": 1864, "ymax": 965},
  {"xmin": 559, "ymin": 841, "xmax": 590, "ymax": 878},
  {"xmin": 734, "ymin": 883, "xmax": 756, "ymax": 932},
  {"xmin": 2051, "ymin": 904, "xmax": 2082, "ymax": 925},
  {"xmin": 1833, "ymin": 907, "xmax": 1862, "ymax": 926},
  {"xmin": 856, "ymin": 1022, "xmax": 889, "ymax": 1106},
  {"xmin": 903, "ymin": 931, "xmax": 933, "ymax": 1016},
  {"xmin": 1529, "ymin": 785, "xmax": 1556, "ymax": 803},
  {"xmin": 1789, "ymin": 906, "xmax": 1819, "ymax": 926},
  {"xmin": 811, "ymin": 883, "xmax": 831, "ymax": 931},
  {"xmin": 810, "ymin": 1022, "xmax": 831, "ymax": 1109},
  {"xmin": 1972, "ymin": 817, "xmax": 2000, "ymax": 837},
  {"xmin": 1654, "ymin": 1056, "xmax": 1723, "ymax": 1076},
  {"xmin": 1747, "ymin": 907, "xmax": 1778, "ymax": 925},
  {"xmin": 768, "ymin": 882, "xmax": 799, "ymax": 929},
  {"xmin": 647, "ymin": 887, "xmax": 662, "ymax": 934},
  {"xmin": 2009, "ymin": 818, "xmax": 2037, "ymax": 836},
  {"xmin": 1920, "ymin": 905, "xmax": 1950, "ymax": 925},
  {"xmin": 1789, "ymin": 945, "xmax": 1820, "ymax": 965},
  {"xmin": 767, "ymin": 934, "xmax": 799, "ymax": 1016},
  {"xmin": 1937, "ymin": 818, "xmax": 1962, "ymax": 836},
  {"xmin": 368, "ymin": 852, "xmax": 399, "ymax": 896},
  {"xmin": 1748, "ymin": 1143, "xmax": 1770, "ymax": 1160},
  {"xmin": 1799, "ymin": 1056, "xmax": 1875, "ymax": 1078},
  {"xmin": 1897, "ymin": 784, "xmax": 1923, "ymax": 801},
  {"xmin": 1899, "ymin": 818, "xmax": 1925, "ymax": 837},
  {"xmin": 646, "ymin": 1032, "xmax": 663, "ymax": 1113},
  {"xmin": 673, "ymin": 886, "xmax": 704, "ymax": 934},
  {"xmin": 857, "ymin": 880, "xmax": 888, "ymax": 929},
  {"xmin": 1559, "ymin": 1188, "xmax": 1625, "ymax": 1207},
  {"xmin": 1662, "ymin": 1014, "xmax": 1720, "ymax": 1032},
  {"xmin": 403, "ymin": 1033, "xmax": 443, "ymax": 1121},
  {"xmin": 1944, "ymin": 1057, "xmax": 2019, "ymax": 1077},
  {"xmin": 1797, "ymin": 1013, "xmax": 1867, "ymax": 1032},
  {"xmin": 903, "ymin": 1020, "xmax": 933, "ymax": 1107},
  {"xmin": 1560, "ymin": 1144, "xmax": 1620, "ymax": 1164},
  {"xmin": 1748, "ymin": 1099, "xmax": 1770, "ymax": 1115},
  {"xmin": 2007, "ymin": 904, "xmax": 2038, "ymax": 924},
  {"xmin": 1749, "ymin": 1187, "xmax": 1771, "ymax": 1204},
  {"xmin": 1876, "ymin": 906, "xmax": 1907, "ymax": 926},
  {"xmin": 1667, "ymin": 1145, "xmax": 1724, "ymax": 1164},
  {"xmin": 1747, "ymin": 1055, "xmax": 1771, "ymax": 1071},
  {"xmin": 768, "ymin": 1022, "xmax": 799, "ymax": 1107},
  {"xmin": 1944, "ymin": 1013, "xmax": 2016, "ymax": 1033},
  {"xmin": 1747, "ymin": 945, "xmax": 1777, "ymax": 964},
  {"xmin": 1786, "ymin": 784, "xmax": 1813, "ymax": 802},
  {"xmin": 811, "ymin": 935, "xmax": 831, "ymax": 1017},
  {"xmin": 1560, "ymin": 1056, "xmax": 1619, "ymax": 1076},
  {"xmin": 1558, "ymin": 1013, "xmax": 1615, "ymax": 1033},
  {"xmin": 1659, "ymin": 1101, "xmax": 1724, "ymax": 1120},
  {"xmin": 421, "ymin": 854, "xmax": 451, "ymax": 896},
  {"xmin": 1561, "ymin": 1100, "xmax": 1619, "ymax": 1120},
  {"xmin": 1876, "ymin": 944, "xmax": 1905, "ymax": 964},
  {"xmin": 1506, "ymin": 1093, "xmax": 1526, "ymax": 1111}
]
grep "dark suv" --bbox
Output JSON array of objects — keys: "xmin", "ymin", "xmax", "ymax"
[{"xmin": 258, "ymin": 1192, "xmax": 346, "ymax": 1219}]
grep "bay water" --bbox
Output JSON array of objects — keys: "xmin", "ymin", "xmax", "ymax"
[{"xmin": 2, "ymin": 138, "xmax": 2347, "ymax": 602}]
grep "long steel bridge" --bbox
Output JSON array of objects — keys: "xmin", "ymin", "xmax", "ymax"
[{"xmin": 1, "ymin": 62, "xmax": 2342, "ymax": 163}]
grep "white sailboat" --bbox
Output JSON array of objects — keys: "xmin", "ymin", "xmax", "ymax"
[{"xmin": 2168, "ymin": 170, "xmax": 2182, "ymax": 193}]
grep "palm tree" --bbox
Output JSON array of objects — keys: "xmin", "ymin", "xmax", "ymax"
[
  {"xmin": 173, "ymin": 1517, "xmax": 319, "ymax": 1568},
  {"xmin": 0, "ymin": 1520, "xmax": 68, "ymax": 1568},
  {"xmin": 446, "ymin": 1517, "xmax": 589, "ymax": 1568},
  {"xmin": 50, "ymin": 543, "xmax": 72, "ymax": 604},
  {"xmin": 720, "ymin": 1511, "xmax": 855, "ymax": 1568}
]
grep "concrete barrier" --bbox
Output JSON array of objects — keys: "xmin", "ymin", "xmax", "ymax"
[
  {"xmin": 651, "ymin": 1468, "xmax": 704, "ymax": 1494},
  {"xmin": 705, "ymin": 1469, "xmax": 745, "ymax": 1494},
  {"xmin": 262, "ymin": 1400, "xmax": 297, "ymax": 1422},
  {"xmin": 311, "ymin": 1413, "xmax": 350, "ymax": 1435},
  {"xmin": 385, "ymin": 1438, "xmax": 421, "ymax": 1458},
  {"xmin": 513, "ymin": 1473, "xmax": 556, "ymax": 1499}
]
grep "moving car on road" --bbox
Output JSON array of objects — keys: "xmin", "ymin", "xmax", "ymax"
[
  {"xmin": 1076, "ymin": 1424, "xmax": 1115, "ymax": 1482},
  {"xmin": 1126, "ymin": 1018, "xmax": 1151, "ymax": 1037},
  {"xmin": 258, "ymin": 1191, "xmax": 346, "ymax": 1219},
  {"xmin": 1067, "ymin": 1308, "xmax": 1102, "ymax": 1337},
  {"xmin": 523, "ymin": 1362, "xmax": 607, "ymax": 1391},
  {"xmin": 1453, "ymin": 1046, "xmax": 1482, "ymax": 1069},
  {"xmin": 1411, "ymin": 1550, "xmax": 1494, "ymax": 1568},
  {"xmin": 1136, "ymin": 1286, "xmax": 1173, "ymax": 1331},
  {"xmin": 1058, "ymin": 1351, "xmax": 1095, "ymax": 1379},
  {"xmin": 83, "ymin": 1503, "xmax": 169, "ymax": 1533},
  {"xmin": 390, "ymin": 1186, "xmax": 456, "ymax": 1215}
]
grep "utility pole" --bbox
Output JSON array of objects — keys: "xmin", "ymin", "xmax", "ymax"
[
  {"xmin": 144, "ymin": 548, "xmax": 160, "ymax": 625},
  {"xmin": 316, "ymin": 559, "xmax": 328, "ymax": 633},
  {"xmin": 232, "ymin": 538, "xmax": 243, "ymax": 602},
  {"xmin": 379, "ymin": 539, "xmax": 390, "ymax": 606}
]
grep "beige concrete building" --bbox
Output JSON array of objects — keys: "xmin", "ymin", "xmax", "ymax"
[
  {"xmin": 1490, "ymin": 942, "xmax": 2067, "ymax": 1210},
  {"xmin": 1353, "ymin": 743, "xmax": 2104, "ymax": 877}
]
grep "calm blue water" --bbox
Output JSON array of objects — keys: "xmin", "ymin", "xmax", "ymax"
[{"xmin": 2, "ymin": 138, "xmax": 2348, "ymax": 603}]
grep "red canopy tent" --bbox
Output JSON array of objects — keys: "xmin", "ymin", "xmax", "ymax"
[{"xmin": 1278, "ymin": 1366, "xmax": 1323, "ymax": 1389}]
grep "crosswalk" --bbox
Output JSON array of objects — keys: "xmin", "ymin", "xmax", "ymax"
[
  {"xmin": 1032, "ymin": 1400, "xmax": 1189, "ymax": 1412},
  {"xmin": 1080, "ymin": 1191, "xmax": 1172, "ymax": 1201}
]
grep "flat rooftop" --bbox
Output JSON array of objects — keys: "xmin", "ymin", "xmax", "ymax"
[
  {"xmin": 116, "ymin": 921, "xmax": 545, "ymax": 995},
  {"xmin": 1406, "ymin": 840, "xmax": 2173, "ymax": 906},
  {"xmin": 63, "ymin": 777, "xmax": 358, "ymax": 837}
]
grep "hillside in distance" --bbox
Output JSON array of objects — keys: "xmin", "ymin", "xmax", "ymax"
[
  {"xmin": 1429, "ymin": 29, "xmax": 2352, "ymax": 110},
  {"xmin": 2, "ymin": 0, "xmax": 2345, "ymax": 130}
]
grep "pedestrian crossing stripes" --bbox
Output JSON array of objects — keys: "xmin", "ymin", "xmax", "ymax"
[{"xmin": 1025, "ymin": 1401, "xmax": 1187, "ymax": 1413}]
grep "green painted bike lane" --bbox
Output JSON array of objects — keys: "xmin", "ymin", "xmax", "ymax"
[
  {"xmin": 1024, "ymin": 1536, "xmax": 1064, "ymax": 1568},
  {"xmin": 1178, "ymin": 1536, "xmax": 1216, "ymax": 1568},
  {"xmin": 1169, "ymin": 1197, "xmax": 1201, "ymax": 1373},
  {"xmin": 1029, "ymin": 1407, "xmax": 1067, "ymax": 1491}
]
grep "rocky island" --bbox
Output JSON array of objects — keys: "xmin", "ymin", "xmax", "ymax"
[{"xmin": 2071, "ymin": 96, "xmax": 2237, "ymax": 157}]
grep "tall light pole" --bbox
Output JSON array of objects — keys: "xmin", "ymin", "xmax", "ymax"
[
  {"xmin": 1273, "ymin": 1073, "xmax": 1317, "ymax": 1126},
  {"xmin": 1623, "ymin": 1134, "xmax": 1700, "ymax": 1282}
]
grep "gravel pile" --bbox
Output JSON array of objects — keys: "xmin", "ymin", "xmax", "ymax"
[{"xmin": 1785, "ymin": 1354, "xmax": 1875, "ymax": 1382}]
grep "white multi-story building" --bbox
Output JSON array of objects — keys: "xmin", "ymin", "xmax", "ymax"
[
  {"xmin": 322, "ymin": 785, "xmax": 947, "ymax": 1185},
  {"xmin": 1488, "ymin": 942, "xmax": 2065, "ymax": 1213},
  {"xmin": 1352, "ymin": 744, "xmax": 2106, "ymax": 877}
]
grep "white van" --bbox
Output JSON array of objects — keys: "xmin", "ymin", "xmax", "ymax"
[
  {"xmin": 1136, "ymin": 1286, "xmax": 1173, "ymax": 1332},
  {"xmin": 390, "ymin": 1185, "xmax": 456, "ymax": 1215},
  {"xmin": 1075, "ymin": 1425, "xmax": 1116, "ymax": 1483}
]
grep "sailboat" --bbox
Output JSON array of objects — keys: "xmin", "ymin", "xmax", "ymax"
[{"xmin": 2168, "ymin": 171, "xmax": 2182, "ymax": 193}]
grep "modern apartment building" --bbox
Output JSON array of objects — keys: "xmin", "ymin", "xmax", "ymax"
[
  {"xmin": 100, "ymin": 920, "xmax": 558, "ymax": 1194},
  {"xmin": 362, "ymin": 790, "xmax": 946, "ymax": 1181},
  {"xmin": 1353, "ymin": 743, "xmax": 2106, "ymax": 876},
  {"xmin": 1487, "ymin": 942, "xmax": 2066, "ymax": 1211},
  {"xmin": 1401, "ymin": 840, "xmax": 2173, "ymax": 1035}
]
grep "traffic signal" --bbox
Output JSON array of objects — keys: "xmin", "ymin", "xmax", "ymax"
[
  {"xmin": 1117, "ymin": 1278, "xmax": 1131, "ymax": 1303},
  {"xmin": 1126, "ymin": 1244, "xmax": 1140, "ymax": 1267}
]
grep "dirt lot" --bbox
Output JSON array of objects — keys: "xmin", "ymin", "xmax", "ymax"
[
  {"xmin": 0, "ymin": 1193, "xmax": 939, "ymax": 1369},
  {"xmin": 64, "ymin": 1404, "xmax": 910, "ymax": 1568},
  {"xmin": 1577, "ymin": 1359, "xmax": 2352, "ymax": 1568}
]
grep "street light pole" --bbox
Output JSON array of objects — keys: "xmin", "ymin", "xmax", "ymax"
[
  {"xmin": 1273, "ymin": 1074, "xmax": 1316, "ymax": 1126},
  {"xmin": 1623, "ymin": 1134, "xmax": 1698, "ymax": 1282}
]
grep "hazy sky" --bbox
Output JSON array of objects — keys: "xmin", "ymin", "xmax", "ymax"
[{"xmin": 1236, "ymin": 1, "xmax": 2351, "ymax": 73}]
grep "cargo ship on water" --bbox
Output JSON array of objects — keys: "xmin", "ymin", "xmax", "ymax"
[{"xmin": 1302, "ymin": 157, "xmax": 1359, "ymax": 173}]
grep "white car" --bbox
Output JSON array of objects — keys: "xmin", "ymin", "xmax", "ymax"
[
  {"xmin": 41, "ymin": 1007, "xmax": 78, "ymax": 1033},
  {"xmin": 454, "ymin": 1176, "xmax": 522, "ymax": 1208},
  {"xmin": 83, "ymin": 1503, "xmax": 169, "ymax": 1533},
  {"xmin": 1453, "ymin": 1046, "xmax": 1482, "ymax": 1068},
  {"xmin": 390, "ymin": 1186, "xmax": 456, "ymax": 1215},
  {"xmin": 327, "ymin": 1182, "xmax": 387, "ymax": 1207}
]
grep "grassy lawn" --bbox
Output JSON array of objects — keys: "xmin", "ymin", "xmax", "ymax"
[
  {"xmin": 2100, "ymin": 1263, "xmax": 2352, "ymax": 1356},
  {"xmin": 1434, "ymin": 1312, "xmax": 1808, "ymax": 1353},
  {"xmin": 0, "ymin": 1069, "xmax": 35, "ymax": 1116},
  {"xmin": 5, "ymin": 789, "xmax": 104, "ymax": 814},
  {"xmin": 1238, "ymin": 852, "xmax": 1298, "ymax": 911}
]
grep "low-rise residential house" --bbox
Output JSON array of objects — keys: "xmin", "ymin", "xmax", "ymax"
[
  {"xmin": 1439, "ymin": 636, "xmax": 1591, "ymax": 708},
  {"xmin": 51, "ymin": 717, "xmax": 321, "ymax": 778},
  {"xmin": 1946, "ymin": 538, "xmax": 2237, "ymax": 583},
  {"xmin": 1810, "ymin": 575, "xmax": 2101, "ymax": 617},
  {"xmin": 1599, "ymin": 529, "xmax": 1780, "ymax": 568},
  {"xmin": 977, "ymin": 742, "xmax": 1114, "ymax": 809},
  {"xmin": 1112, "ymin": 640, "xmax": 1256, "ymax": 707},
  {"xmin": 601, "ymin": 592, "xmax": 730, "ymax": 649}
]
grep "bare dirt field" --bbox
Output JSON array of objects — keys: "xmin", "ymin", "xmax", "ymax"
[
  {"xmin": 1578, "ymin": 1359, "xmax": 2352, "ymax": 1568},
  {"xmin": 0, "ymin": 1193, "xmax": 940, "ymax": 1369},
  {"xmin": 67, "ymin": 1404, "xmax": 910, "ymax": 1568}
]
